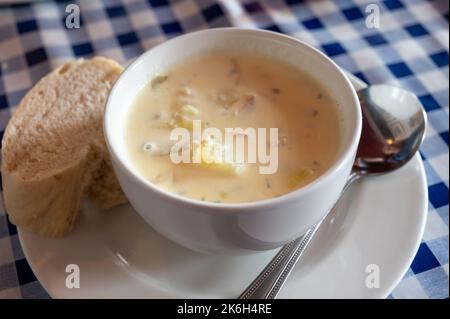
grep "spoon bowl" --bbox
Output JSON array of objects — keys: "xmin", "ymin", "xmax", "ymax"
[{"xmin": 355, "ymin": 84, "xmax": 427, "ymax": 175}]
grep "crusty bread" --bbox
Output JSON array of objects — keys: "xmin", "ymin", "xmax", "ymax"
[{"xmin": 1, "ymin": 57, "xmax": 127, "ymax": 237}]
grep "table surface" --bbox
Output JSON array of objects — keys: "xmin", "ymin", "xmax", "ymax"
[{"xmin": 0, "ymin": 0, "xmax": 448, "ymax": 299}]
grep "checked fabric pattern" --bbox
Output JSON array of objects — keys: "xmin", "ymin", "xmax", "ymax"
[{"xmin": 0, "ymin": 0, "xmax": 448, "ymax": 298}]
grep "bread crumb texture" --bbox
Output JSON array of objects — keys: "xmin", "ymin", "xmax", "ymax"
[{"xmin": 1, "ymin": 57, "xmax": 128, "ymax": 237}]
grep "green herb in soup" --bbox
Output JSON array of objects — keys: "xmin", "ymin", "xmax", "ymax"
[{"xmin": 125, "ymin": 53, "xmax": 341, "ymax": 203}]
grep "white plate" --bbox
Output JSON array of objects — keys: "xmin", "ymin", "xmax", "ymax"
[{"xmin": 18, "ymin": 75, "xmax": 428, "ymax": 299}]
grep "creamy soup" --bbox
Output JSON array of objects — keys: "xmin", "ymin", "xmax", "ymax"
[{"xmin": 126, "ymin": 53, "xmax": 341, "ymax": 203}]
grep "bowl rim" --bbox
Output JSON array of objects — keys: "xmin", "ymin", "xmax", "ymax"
[{"xmin": 104, "ymin": 27, "xmax": 362, "ymax": 212}]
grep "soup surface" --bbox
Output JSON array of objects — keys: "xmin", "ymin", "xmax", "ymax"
[{"xmin": 126, "ymin": 53, "xmax": 341, "ymax": 203}]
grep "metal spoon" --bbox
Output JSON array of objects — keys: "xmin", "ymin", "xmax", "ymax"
[{"xmin": 239, "ymin": 83, "xmax": 427, "ymax": 299}]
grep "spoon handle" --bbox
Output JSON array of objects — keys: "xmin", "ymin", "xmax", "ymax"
[
  {"xmin": 238, "ymin": 173, "xmax": 361, "ymax": 299},
  {"xmin": 238, "ymin": 220, "xmax": 323, "ymax": 299}
]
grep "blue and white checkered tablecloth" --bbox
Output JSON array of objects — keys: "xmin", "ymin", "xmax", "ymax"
[{"xmin": 0, "ymin": 0, "xmax": 448, "ymax": 299}]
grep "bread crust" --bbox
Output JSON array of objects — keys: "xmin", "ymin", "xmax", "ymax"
[{"xmin": 1, "ymin": 57, "xmax": 127, "ymax": 237}]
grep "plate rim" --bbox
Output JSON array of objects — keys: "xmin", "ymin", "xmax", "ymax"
[{"xmin": 377, "ymin": 153, "xmax": 428, "ymax": 298}]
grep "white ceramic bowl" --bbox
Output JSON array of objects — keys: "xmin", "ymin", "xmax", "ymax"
[{"xmin": 104, "ymin": 28, "xmax": 362, "ymax": 255}]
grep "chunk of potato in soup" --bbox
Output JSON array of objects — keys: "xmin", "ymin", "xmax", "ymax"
[{"xmin": 126, "ymin": 53, "xmax": 342, "ymax": 203}]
